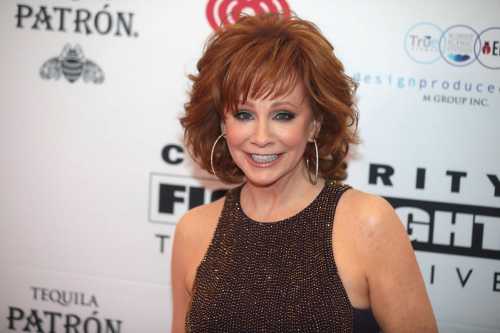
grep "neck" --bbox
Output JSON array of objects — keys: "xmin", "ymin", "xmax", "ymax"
[{"xmin": 240, "ymin": 163, "xmax": 325, "ymax": 222}]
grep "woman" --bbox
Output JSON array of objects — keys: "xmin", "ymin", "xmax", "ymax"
[{"xmin": 171, "ymin": 13, "xmax": 437, "ymax": 333}]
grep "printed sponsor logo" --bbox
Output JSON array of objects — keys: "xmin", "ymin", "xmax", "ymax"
[
  {"xmin": 148, "ymin": 173, "xmax": 229, "ymax": 225},
  {"xmin": 40, "ymin": 44, "xmax": 104, "ymax": 84},
  {"xmin": 206, "ymin": 0, "xmax": 291, "ymax": 30},
  {"xmin": 476, "ymin": 27, "xmax": 500, "ymax": 70},
  {"xmin": 352, "ymin": 71, "xmax": 499, "ymax": 108},
  {"xmin": 7, "ymin": 286, "xmax": 123, "ymax": 332},
  {"xmin": 14, "ymin": 2, "xmax": 140, "ymax": 84},
  {"xmin": 368, "ymin": 163, "xmax": 500, "ymax": 261},
  {"xmin": 405, "ymin": 23, "xmax": 500, "ymax": 70},
  {"xmin": 439, "ymin": 25, "xmax": 478, "ymax": 67},
  {"xmin": 404, "ymin": 22, "xmax": 442, "ymax": 64},
  {"xmin": 151, "ymin": 144, "xmax": 230, "ymax": 253},
  {"xmin": 15, "ymin": 3, "xmax": 138, "ymax": 38},
  {"xmin": 369, "ymin": 164, "xmax": 500, "ymax": 296},
  {"xmin": 391, "ymin": 197, "xmax": 500, "ymax": 260}
]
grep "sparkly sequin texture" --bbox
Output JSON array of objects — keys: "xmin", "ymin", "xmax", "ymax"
[{"xmin": 186, "ymin": 181, "xmax": 374, "ymax": 332}]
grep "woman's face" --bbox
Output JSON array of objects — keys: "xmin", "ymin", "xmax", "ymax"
[{"xmin": 224, "ymin": 82, "xmax": 318, "ymax": 187}]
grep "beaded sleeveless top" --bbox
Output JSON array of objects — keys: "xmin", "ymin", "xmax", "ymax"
[{"xmin": 185, "ymin": 181, "xmax": 379, "ymax": 332}]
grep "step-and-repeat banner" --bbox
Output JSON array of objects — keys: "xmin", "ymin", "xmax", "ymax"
[{"xmin": 1, "ymin": 1, "xmax": 499, "ymax": 332}]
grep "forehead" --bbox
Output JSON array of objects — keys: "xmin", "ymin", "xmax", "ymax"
[
  {"xmin": 241, "ymin": 80, "xmax": 307, "ymax": 105},
  {"xmin": 221, "ymin": 59, "xmax": 305, "ymax": 112}
]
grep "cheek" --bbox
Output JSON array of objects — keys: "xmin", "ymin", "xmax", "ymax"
[
  {"xmin": 276, "ymin": 123, "xmax": 312, "ymax": 147},
  {"xmin": 224, "ymin": 122, "xmax": 248, "ymax": 148}
]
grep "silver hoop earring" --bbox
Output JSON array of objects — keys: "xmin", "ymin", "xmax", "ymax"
[
  {"xmin": 210, "ymin": 133, "xmax": 225, "ymax": 177},
  {"xmin": 306, "ymin": 139, "xmax": 319, "ymax": 185}
]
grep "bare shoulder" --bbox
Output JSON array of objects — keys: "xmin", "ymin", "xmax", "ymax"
[
  {"xmin": 337, "ymin": 188, "xmax": 437, "ymax": 332},
  {"xmin": 171, "ymin": 195, "xmax": 226, "ymax": 287},
  {"xmin": 335, "ymin": 187, "xmax": 412, "ymax": 262},
  {"xmin": 175, "ymin": 196, "xmax": 226, "ymax": 240},
  {"xmin": 336, "ymin": 188, "xmax": 403, "ymax": 241},
  {"xmin": 170, "ymin": 196, "xmax": 226, "ymax": 332}
]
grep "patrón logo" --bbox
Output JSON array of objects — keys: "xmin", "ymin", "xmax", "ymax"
[{"xmin": 40, "ymin": 44, "xmax": 105, "ymax": 84}]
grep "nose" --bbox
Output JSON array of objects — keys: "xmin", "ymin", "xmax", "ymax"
[{"xmin": 251, "ymin": 119, "xmax": 272, "ymax": 147}]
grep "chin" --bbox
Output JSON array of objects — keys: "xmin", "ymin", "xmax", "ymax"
[
  {"xmin": 238, "ymin": 168, "xmax": 280, "ymax": 188},
  {"xmin": 244, "ymin": 176, "xmax": 280, "ymax": 188},
  {"xmin": 242, "ymin": 167, "xmax": 299, "ymax": 188}
]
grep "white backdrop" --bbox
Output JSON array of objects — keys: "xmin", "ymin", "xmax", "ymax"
[{"xmin": 1, "ymin": 0, "xmax": 499, "ymax": 332}]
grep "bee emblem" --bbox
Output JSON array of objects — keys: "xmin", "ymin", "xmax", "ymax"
[{"xmin": 40, "ymin": 44, "xmax": 105, "ymax": 84}]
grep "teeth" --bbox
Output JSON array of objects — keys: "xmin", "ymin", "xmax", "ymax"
[{"xmin": 251, "ymin": 154, "xmax": 279, "ymax": 163}]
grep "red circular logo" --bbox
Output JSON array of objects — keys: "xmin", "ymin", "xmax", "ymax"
[{"xmin": 206, "ymin": 0, "xmax": 291, "ymax": 30}]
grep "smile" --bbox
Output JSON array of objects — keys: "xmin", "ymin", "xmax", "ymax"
[{"xmin": 250, "ymin": 153, "xmax": 280, "ymax": 164}]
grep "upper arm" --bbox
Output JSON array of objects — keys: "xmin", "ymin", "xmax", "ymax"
[
  {"xmin": 170, "ymin": 198, "xmax": 225, "ymax": 333},
  {"xmin": 171, "ymin": 214, "xmax": 193, "ymax": 333},
  {"xmin": 357, "ymin": 195, "xmax": 437, "ymax": 333}
]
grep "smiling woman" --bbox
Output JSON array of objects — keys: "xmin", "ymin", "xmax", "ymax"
[
  {"xmin": 172, "ymin": 13, "xmax": 438, "ymax": 333},
  {"xmin": 181, "ymin": 13, "xmax": 358, "ymax": 185},
  {"xmin": 223, "ymin": 82, "xmax": 317, "ymax": 188}
]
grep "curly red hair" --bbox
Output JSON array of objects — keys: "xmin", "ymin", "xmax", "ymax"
[{"xmin": 181, "ymin": 13, "xmax": 358, "ymax": 184}]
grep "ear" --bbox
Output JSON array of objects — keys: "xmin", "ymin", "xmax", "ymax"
[{"xmin": 308, "ymin": 118, "xmax": 322, "ymax": 142}]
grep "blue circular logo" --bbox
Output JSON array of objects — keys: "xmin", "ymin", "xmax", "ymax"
[{"xmin": 439, "ymin": 25, "xmax": 479, "ymax": 67}]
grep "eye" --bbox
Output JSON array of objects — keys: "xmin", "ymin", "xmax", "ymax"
[
  {"xmin": 273, "ymin": 111, "xmax": 296, "ymax": 121},
  {"xmin": 233, "ymin": 110, "xmax": 253, "ymax": 121}
]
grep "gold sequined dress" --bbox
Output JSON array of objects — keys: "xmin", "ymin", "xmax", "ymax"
[{"xmin": 186, "ymin": 181, "xmax": 379, "ymax": 332}]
